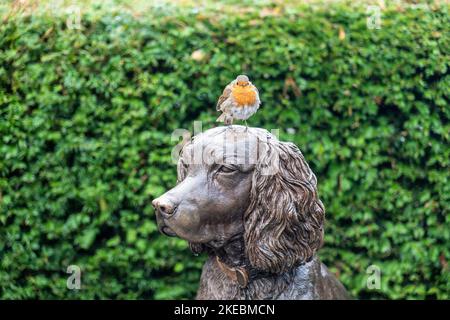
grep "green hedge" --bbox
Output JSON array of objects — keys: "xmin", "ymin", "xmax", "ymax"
[{"xmin": 0, "ymin": 3, "xmax": 449, "ymax": 299}]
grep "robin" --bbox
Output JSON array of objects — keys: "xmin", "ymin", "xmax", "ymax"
[{"xmin": 216, "ymin": 75, "xmax": 261, "ymax": 127}]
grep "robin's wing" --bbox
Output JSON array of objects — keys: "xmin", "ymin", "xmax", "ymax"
[
  {"xmin": 251, "ymin": 83, "xmax": 261, "ymax": 105},
  {"xmin": 216, "ymin": 81, "xmax": 234, "ymax": 111}
]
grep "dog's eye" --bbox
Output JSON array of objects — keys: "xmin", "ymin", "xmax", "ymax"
[{"xmin": 218, "ymin": 165, "xmax": 236, "ymax": 174}]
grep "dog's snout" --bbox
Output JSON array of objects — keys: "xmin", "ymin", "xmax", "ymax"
[{"xmin": 152, "ymin": 197, "xmax": 176, "ymax": 217}]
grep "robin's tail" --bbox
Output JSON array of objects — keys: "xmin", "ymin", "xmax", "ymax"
[
  {"xmin": 216, "ymin": 113, "xmax": 227, "ymax": 123},
  {"xmin": 216, "ymin": 113, "xmax": 233, "ymax": 125}
]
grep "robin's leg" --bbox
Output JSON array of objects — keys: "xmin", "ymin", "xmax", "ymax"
[
  {"xmin": 244, "ymin": 119, "xmax": 248, "ymax": 131},
  {"xmin": 229, "ymin": 121, "xmax": 234, "ymax": 131},
  {"xmin": 226, "ymin": 115, "xmax": 234, "ymax": 131}
]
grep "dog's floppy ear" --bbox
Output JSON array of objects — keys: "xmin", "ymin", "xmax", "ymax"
[{"xmin": 244, "ymin": 141, "xmax": 325, "ymax": 274}]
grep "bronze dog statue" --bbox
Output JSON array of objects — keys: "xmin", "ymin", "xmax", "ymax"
[{"xmin": 153, "ymin": 126, "xmax": 349, "ymax": 299}]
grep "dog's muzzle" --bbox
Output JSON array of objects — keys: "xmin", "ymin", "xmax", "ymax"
[{"xmin": 152, "ymin": 197, "xmax": 178, "ymax": 236}]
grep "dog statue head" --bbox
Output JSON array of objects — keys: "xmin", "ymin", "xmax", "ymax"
[{"xmin": 153, "ymin": 126, "xmax": 325, "ymax": 274}]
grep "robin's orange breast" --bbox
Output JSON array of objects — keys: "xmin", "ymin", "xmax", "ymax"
[{"xmin": 231, "ymin": 85, "xmax": 257, "ymax": 107}]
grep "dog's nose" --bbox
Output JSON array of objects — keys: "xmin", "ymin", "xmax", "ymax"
[{"xmin": 152, "ymin": 198, "xmax": 176, "ymax": 217}]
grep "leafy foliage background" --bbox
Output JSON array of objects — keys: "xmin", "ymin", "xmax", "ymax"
[{"xmin": 0, "ymin": 1, "xmax": 448, "ymax": 299}]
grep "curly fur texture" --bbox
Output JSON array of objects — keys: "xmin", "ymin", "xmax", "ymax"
[{"xmin": 244, "ymin": 141, "xmax": 325, "ymax": 274}]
